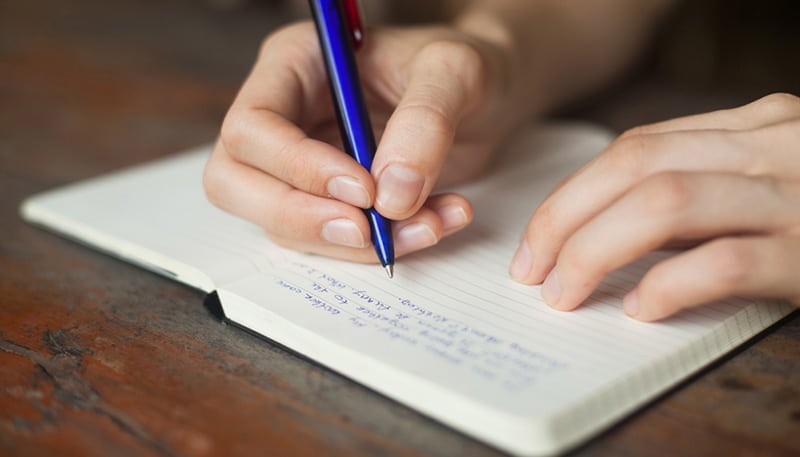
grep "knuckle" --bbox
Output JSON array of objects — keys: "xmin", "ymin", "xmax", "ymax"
[
  {"xmin": 754, "ymin": 174, "xmax": 783, "ymax": 199},
  {"xmin": 754, "ymin": 92, "xmax": 800, "ymax": 116},
  {"xmin": 274, "ymin": 138, "xmax": 300, "ymax": 172},
  {"xmin": 706, "ymin": 238, "xmax": 755, "ymax": 288},
  {"xmin": 258, "ymin": 32, "xmax": 276, "ymax": 58},
  {"xmin": 276, "ymin": 139, "xmax": 327, "ymax": 193},
  {"xmin": 617, "ymin": 125, "xmax": 646, "ymax": 141},
  {"xmin": 420, "ymin": 40, "xmax": 483, "ymax": 72},
  {"xmin": 417, "ymin": 40, "xmax": 488, "ymax": 103},
  {"xmin": 259, "ymin": 22, "xmax": 314, "ymax": 58},
  {"xmin": 637, "ymin": 171, "xmax": 696, "ymax": 215},
  {"xmin": 219, "ymin": 111, "xmax": 247, "ymax": 160},
  {"xmin": 531, "ymin": 200, "xmax": 558, "ymax": 235},
  {"xmin": 600, "ymin": 134, "xmax": 649, "ymax": 180},
  {"xmin": 396, "ymin": 103, "xmax": 453, "ymax": 137}
]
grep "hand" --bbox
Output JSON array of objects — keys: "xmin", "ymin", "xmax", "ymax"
[
  {"xmin": 510, "ymin": 93, "xmax": 800, "ymax": 321},
  {"xmin": 204, "ymin": 21, "xmax": 523, "ymax": 263}
]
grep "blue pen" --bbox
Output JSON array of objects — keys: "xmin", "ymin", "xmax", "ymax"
[{"xmin": 308, "ymin": 0, "xmax": 395, "ymax": 278}]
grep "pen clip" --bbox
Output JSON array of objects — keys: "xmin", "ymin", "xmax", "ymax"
[{"xmin": 340, "ymin": 0, "xmax": 364, "ymax": 50}]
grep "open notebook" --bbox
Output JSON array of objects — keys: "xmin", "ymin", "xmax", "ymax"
[{"xmin": 20, "ymin": 123, "xmax": 794, "ymax": 456}]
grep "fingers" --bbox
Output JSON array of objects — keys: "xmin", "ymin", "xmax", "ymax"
[
  {"xmin": 221, "ymin": 109, "xmax": 375, "ymax": 208},
  {"xmin": 219, "ymin": 22, "xmax": 376, "ymax": 208},
  {"xmin": 205, "ymin": 141, "xmax": 473, "ymax": 263},
  {"xmin": 736, "ymin": 117, "xmax": 800, "ymax": 176},
  {"xmin": 618, "ymin": 92, "xmax": 800, "ymax": 138},
  {"xmin": 540, "ymin": 172, "xmax": 800, "ymax": 311},
  {"xmin": 372, "ymin": 40, "xmax": 488, "ymax": 220},
  {"xmin": 205, "ymin": 141, "xmax": 366, "ymax": 243},
  {"xmin": 626, "ymin": 236, "xmax": 800, "ymax": 321},
  {"xmin": 511, "ymin": 93, "xmax": 800, "ymax": 320},
  {"xmin": 512, "ymin": 129, "xmax": 753, "ymax": 284},
  {"xmin": 513, "ymin": 114, "xmax": 800, "ymax": 286},
  {"xmin": 270, "ymin": 193, "xmax": 474, "ymax": 262},
  {"xmin": 209, "ymin": 23, "xmax": 491, "ymax": 266},
  {"xmin": 235, "ymin": 22, "xmax": 328, "ymax": 123}
]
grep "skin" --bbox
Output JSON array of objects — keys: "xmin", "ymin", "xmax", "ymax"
[
  {"xmin": 205, "ymin": 0, "xmax": 672, "ymax": 260},
  {"xmin": 202, "ymin": 0, "xmax": 800, "ymax": 321},
  {"xmin": 510, "ymin": 93, "xmax": 800, "ymax": 320}
]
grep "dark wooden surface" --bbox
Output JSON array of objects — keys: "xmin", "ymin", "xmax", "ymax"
[{"xmin": 2, "ymin": 1, "xmax": 799, "ymax": 456}]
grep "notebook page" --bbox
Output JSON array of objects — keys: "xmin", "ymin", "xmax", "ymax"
[
  {"xmin": 21, "ymin": 123, "xmax": 794, "ymax": 455},
  {"xmin": 21, "ymin": 147, "xmax": 290, "ymax": 292},
  {"xmin": 215, "ymin": 124, "xmax": 794, "ymax": 455}
]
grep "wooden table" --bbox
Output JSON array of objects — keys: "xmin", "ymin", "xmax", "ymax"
[{"xmin": 2, "ymin": 1, "xmax": 798, "ymax": 456}]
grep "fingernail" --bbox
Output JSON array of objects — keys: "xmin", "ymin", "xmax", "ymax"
[
  {"xmin": 542, "ymin": 268, "xmax": 561, "ymax": 307},
  {"xmin": 396, "ymin": 223, "xmax": 437, "ymax": 252},
  {"xmin": 438, "ymin": 205, "xmax": 468, "ymax": 232},
  {"xmin": 623, "ymin": 289, "xmax": 639, "ymax": 317},
  {"xmin": 327, "ymin": 176, "xmax": 371, "ymax": 208},
  {"xmin": 376, "ymin": 165, "xmax": 424, "ymax": 214},
  {"xmin": 321, "ymin": 219, "xmax": 366, "ymax": 248},
  {"xmin": 509, "ymin": 239, "xmax": 532, "ymax": 282}
]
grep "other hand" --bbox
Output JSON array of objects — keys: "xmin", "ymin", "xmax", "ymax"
[{"xmin": 510, "ymin": 93, "xmax": 800, "ymax": 321}]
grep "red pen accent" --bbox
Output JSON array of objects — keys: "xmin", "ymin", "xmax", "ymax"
[{"xmin": 340, "ymin": 0, "xmax": 364, "ymax": 50}]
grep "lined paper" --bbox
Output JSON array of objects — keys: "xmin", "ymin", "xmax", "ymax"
[{"xmin": 21, "ymin": 123, "xmax": 795, "ymax": 456}]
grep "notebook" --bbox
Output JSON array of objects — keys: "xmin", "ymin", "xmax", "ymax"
[{"xmin": 19, "ymin": 123, "xmax": 794, "ymax": 456}]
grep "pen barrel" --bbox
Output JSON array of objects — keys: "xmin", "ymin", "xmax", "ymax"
[
  {"xmin": 309, "ymin": 0, "xmax": 376, "ymax": 169},
  {"xmin": 366, "ymin": 207, "xmax": 393, "ymax": 267},
  {"xmin": 309, "ymin": 0, "xmax": 395, "ymax": 267}
]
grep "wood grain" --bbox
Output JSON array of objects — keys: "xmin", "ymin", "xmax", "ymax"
[{"xmin": 1, "ymin": 1, "xmax": 798, "ymax": 456}]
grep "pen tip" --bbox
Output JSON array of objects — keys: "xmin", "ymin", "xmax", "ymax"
[{"xmin": 385, "ymin": 264, "xmax": 394, "ymax": 279}]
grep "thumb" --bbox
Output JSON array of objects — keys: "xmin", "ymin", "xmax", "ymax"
[{"xmin": 371, "ymin": 40, "xmax": 487, "ymax": 220}]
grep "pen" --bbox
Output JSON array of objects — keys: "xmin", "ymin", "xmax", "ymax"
[{"xmin": 308, "ymin": 0, "xmax": 395, "ymax": 278}]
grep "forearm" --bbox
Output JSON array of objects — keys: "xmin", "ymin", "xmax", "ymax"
[{"xmin": 454, "ymin": 0, "xmax": 676, "ymax": 117}]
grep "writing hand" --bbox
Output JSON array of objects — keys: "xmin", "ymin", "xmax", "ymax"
[
  {"xmin": 204, "ymin": 22, "xmax": 519, "ymax": 263},
  {"xmin": 510, "ymin": 93, "xmax": 800, "ymax": 320}
]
